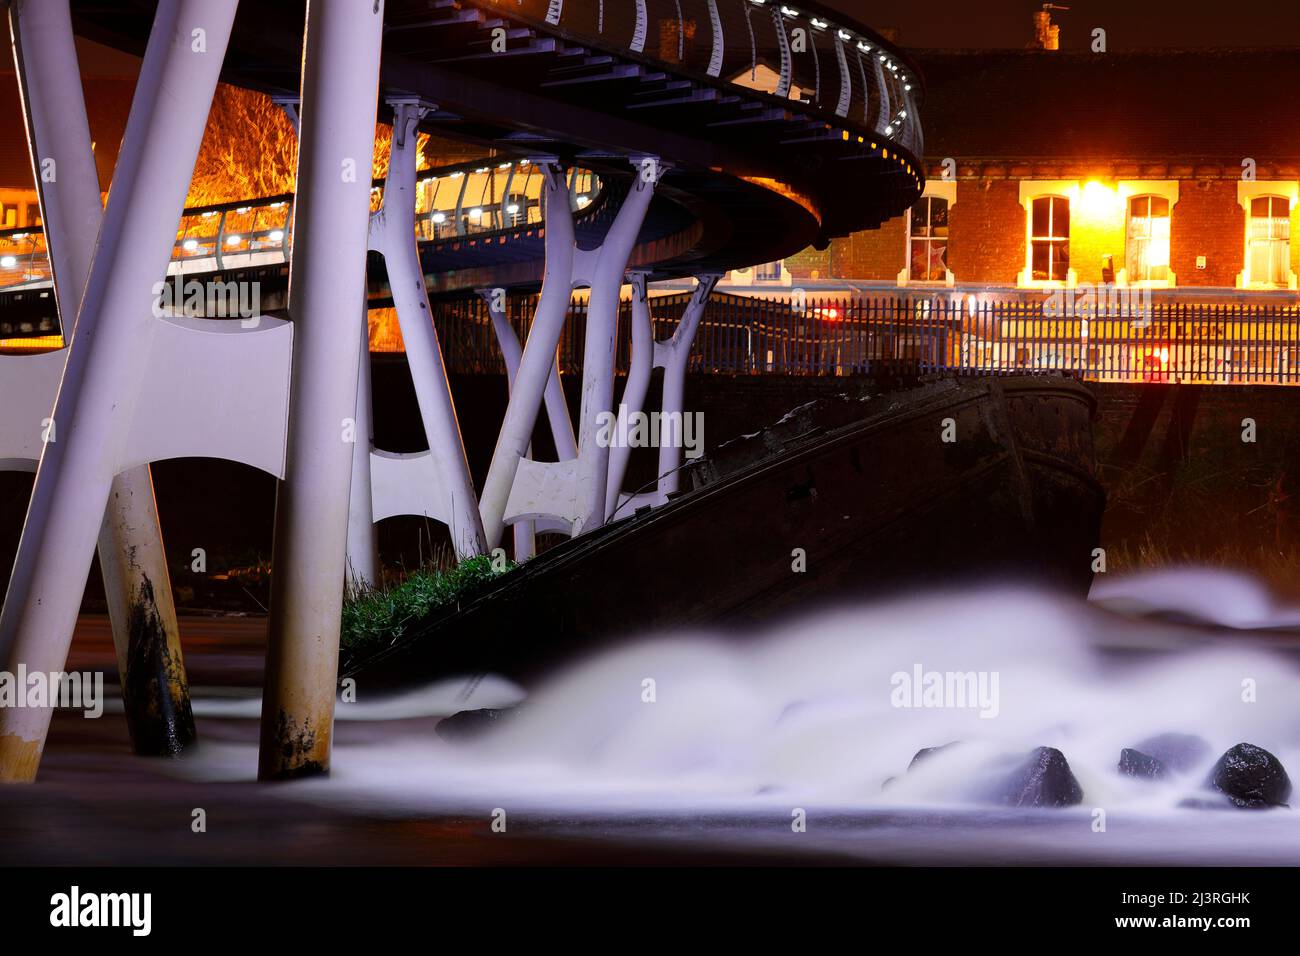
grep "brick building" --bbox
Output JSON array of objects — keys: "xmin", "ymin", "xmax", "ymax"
[{"xmin": 777, "ymin": 48, "xmax": 1300, "ymax": 298}]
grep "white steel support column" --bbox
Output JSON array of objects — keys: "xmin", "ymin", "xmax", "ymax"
[
  {"xmin": 480, "ymin": 160, "xmax": 659, "ymax": 546},
  {"xmin": 608, "ymin": 273, "xmax": 718, "ymax": 517},
  {"xmin": 656, "ymin": 274, "xmax": 719, "ymax": 499},
  {"xmin": 604, "ymin": 271, "xmax": 655, "ymax": 517},
  {"xmin": 346, "ymin": 302, "xmax": 381, "ymax": 591},
  {"xmin": 0, "ymin": 0, "xmax": 238, "ymax": 782},
  {"xmin": 368, "ymin": 99, "xmax": 485, "ymax": 559},
  {"xmin": 9, "ymin": 0, "xmax": 196, "ymax": 756},
  {"xmin": 574, "ymin": 162, "xmax": 660, "ymax": 533},
  {"xmin": 480, "ymin": 288, "xmax": 575, "ymax": 560},
  {"xmin": 486, "ymin": 299, "xmax": 536, "ymax": 560},
  {"xmin": 258, "ymin": 0, "xmax": 385, "ymax": 781},
  {"xmin": 479, "ymin": 164, "xmax": 576, "ymax": 548}
]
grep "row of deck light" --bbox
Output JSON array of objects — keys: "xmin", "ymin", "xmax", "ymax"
[{"xmin": 746, "ymin": 2, "xmax": 914, "ymax": 104}]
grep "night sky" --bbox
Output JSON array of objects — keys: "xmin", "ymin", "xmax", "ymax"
[
  {"xmin": 3, "ymin": 1, "xmax": 1296, "ymax": 76},
  {"xmin": 823, "ymin": 0, "xmax": 1300, "ymax": 50}
]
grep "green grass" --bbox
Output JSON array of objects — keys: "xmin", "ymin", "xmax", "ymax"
[{"xmin": 340, "ymin": 554, "xmax": 515, "ymax": 657}]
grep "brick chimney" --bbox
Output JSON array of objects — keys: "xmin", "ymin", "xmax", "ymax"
[{"xmin": 1030, "ymin": 4, "xmax": 1067, "ymax": 51}]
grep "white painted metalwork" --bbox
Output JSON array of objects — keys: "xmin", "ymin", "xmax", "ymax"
[
  {"xmin": 706, "ymin": 0, "xmax": 724, "ymax": 77},
  {"xmin": 366, "ymin": 99, "xmax": 486, "ymax": 559},
  {"xmin": 607, "ymin": 272, "xmax": 718, "ymax": 516},
  {"xmin": 0, "ymin": 0, "xmax": 242, "ymax": 782},
  {"xmin": 480, "ymin": 159, "xmax": 660, "ymax": 547},
  {"xmin": 258, "ymin": 0, "xmax": 386, "ymax": 781},
  {"xmin": 834, "ymin": 35, "xmax": 851, "ymax": 118},
  {"xmin": 772, "ymin": 7, "xmax": 792, "ymax": 99},
  {"xmin": 632, "ymin": 0, "xmax": 648, "ymax": 53}
]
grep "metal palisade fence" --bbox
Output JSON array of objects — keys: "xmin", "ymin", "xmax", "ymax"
[{"xmin": 425, "ymin": 291, "xmax": 1300, "ymax": 386}]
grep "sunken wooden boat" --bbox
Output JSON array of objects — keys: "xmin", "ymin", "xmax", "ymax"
[{"xmin": 342, "ymin": 375, "xmax": 1104, "ymax": 687}]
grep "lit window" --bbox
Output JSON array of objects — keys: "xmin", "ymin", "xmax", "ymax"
[
  {"xmin": 908, "ymin": 195, "xmax": 949, "ymax": 282},
  {"xmin": 1030, "ymin": 196, "xmax": 1070, "ymax": 282},
  {"xmin": 1126, "ymin": 195, "xmax": 1170, "ymax": 282},
  {"xmin": 1248, "ymin": 195, "xmax": 1290, "ymax": 287}
]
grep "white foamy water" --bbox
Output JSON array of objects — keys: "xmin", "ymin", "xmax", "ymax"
[{"xmin": 175, "ymin": 569, "xmax": 1300, "ymax": 863}]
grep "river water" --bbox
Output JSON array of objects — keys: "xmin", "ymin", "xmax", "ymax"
[
  {"xmin": 204, "ymin": 569, "xmax": 1300, "ymax": 863},
  {"xmin": 6, "ymin": 567, "xmax": 1300, "ymax": 865}
]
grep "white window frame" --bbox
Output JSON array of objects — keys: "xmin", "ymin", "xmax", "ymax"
[
  {"xmin": 1018, "ymin": 180, "xmax": 1078, "ymax": 289},
  {"xmin": 897, "ymin": 180, "xmax": 956, "ymax": 287},
  {"xmin": 1116, "ymin": 180, "xmax": 1178, "ymax": 288},
  {"xmin": 1238, "ymin": 181, "xmax": 1298, "ymax": 290}
]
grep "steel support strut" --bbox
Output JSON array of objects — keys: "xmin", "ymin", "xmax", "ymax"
[
  {"xmin": 606, "ymin": 273, "xmax": 718, "ymax": 516},
  {"xmin": 0, "ymin": 0, "xmax": 238, "ymax": 782},
  {"xmin": 365, "ymin": 99, "xmax": 485, "ymax": 559},
  {"xmin": 258, "ymin": 0, "xmax": 385, "ymax": 781},
  {"xmin": 8, "ymin": 0, "xmax": 196, "ymax": 756},
  {"xmin": 574, "ymin": 162, "xmax": 661, "ymax": 534},
  {"xmin": 478, "ymin": 164, "xmax": 577, "ymax": 548},
  {"xmin": 346, "ymin": 299, "xmax": 381, "ymax": 591},
  {"xmin": 655, "ymin": 274, "xmax": 719, "ymax": 499},
  {"xmin": 480, "ymin": 287, "xmax": 576, "ymax": 559},
  {"xmin": 479, "ymin": 160, "xmax": 659, "ymax": 546}
]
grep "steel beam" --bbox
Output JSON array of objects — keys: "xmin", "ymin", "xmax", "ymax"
[
  {"xmin": 8, "ymin": 0, "xmax": 197, "ymax": 757},
  {"xmin": 0, "ymin": 0, "xmax": 239, "ymax": 782},
  {"xmin": 258, "ymin": 0, "xmax": 385, "ymax": 781}
]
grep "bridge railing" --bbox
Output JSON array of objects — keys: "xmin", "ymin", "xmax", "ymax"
[
  {"xmin": 423, "ymin": 291, "xmax": 1300, "ymax": 386},
  {"xmin": 476, "ymin": 0, "xmax": 923, "ymax": 156},
  {"xmin": 0, "ymin": 161, "xmax": 601, "ymax": 291}
]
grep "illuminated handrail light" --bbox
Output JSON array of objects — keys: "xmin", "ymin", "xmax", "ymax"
[
  {"xmin": 182, "ymin": 239, "xmax": 199, "ymax": 252},
  {"xmin": 225, "ymin": 234, "xmax": 242, "ymax": 246},
  {"xmin": 0, "ymin": 256, "xmax": 16, "ymax": 268},
  {"xmin": 269, "ymin": 230, "xmax": 285, "ymax": 242}
]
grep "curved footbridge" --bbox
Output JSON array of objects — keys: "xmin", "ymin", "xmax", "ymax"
[{"xmin": 0, "ymin": 0, "xmax": 923, "ymax": 780}]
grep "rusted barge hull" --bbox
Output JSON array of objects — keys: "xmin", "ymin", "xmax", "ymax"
[{"xmin": 344, "ymin": 375, "xmax": 1104, "ymax": 686}]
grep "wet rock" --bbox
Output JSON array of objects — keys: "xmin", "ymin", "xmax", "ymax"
[
  {"xmin": 908, "ymin": 742, "xmax": 960, "ymax": 771},
  {"xmin": 1132, "ymin": 733, "xmax": 1210, "ymax": 774},
  {"xmin": 435, "ymin": 707, "xmax": 520, "ymax": 743},
  {"xmin": 1118, "ymin": 748, "xmax": 1167, "ymax": 780},
  {"xmin": 1177, "ymin": 795, "xmax": 1235, "ymax": 811},
  {"xmin": 996, "ymin": 747, "xmax": 1084, "ymax": 808},
  {"xmin": 1204, "ymin": 743, "xmax": 1291, "ymax": 809}
]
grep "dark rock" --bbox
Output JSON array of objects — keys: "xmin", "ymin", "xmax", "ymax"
[
  {"xmin": 435, "ymin": 707, "xmax": 520, "ymax": 743},
  {"xmin": 1133, "ymin": 733, "xmax": 1211, "ymax": 774},
  {"xmin": 1204, "ymin": 743, "xmax": 1292, "ymax": 809},
  {"xmin": 1118, "ymin": 748, "xmax": 1167, "ymax": 780},
  {"xmin": 1177, "ymin": 795, "xmax": 1236, "ymax": 811},
  {"xmin": 996, "ymin": 746, "xmax": 1084, "ymax": 808},
  {"xmin": 908, "ymin": 741, "xmax": 960, "ymax": 771}
]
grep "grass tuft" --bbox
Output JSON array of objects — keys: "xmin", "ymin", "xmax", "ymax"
[{"xmin": 340, "ymin": 554, "xmax": 515, "ymax": 657}]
